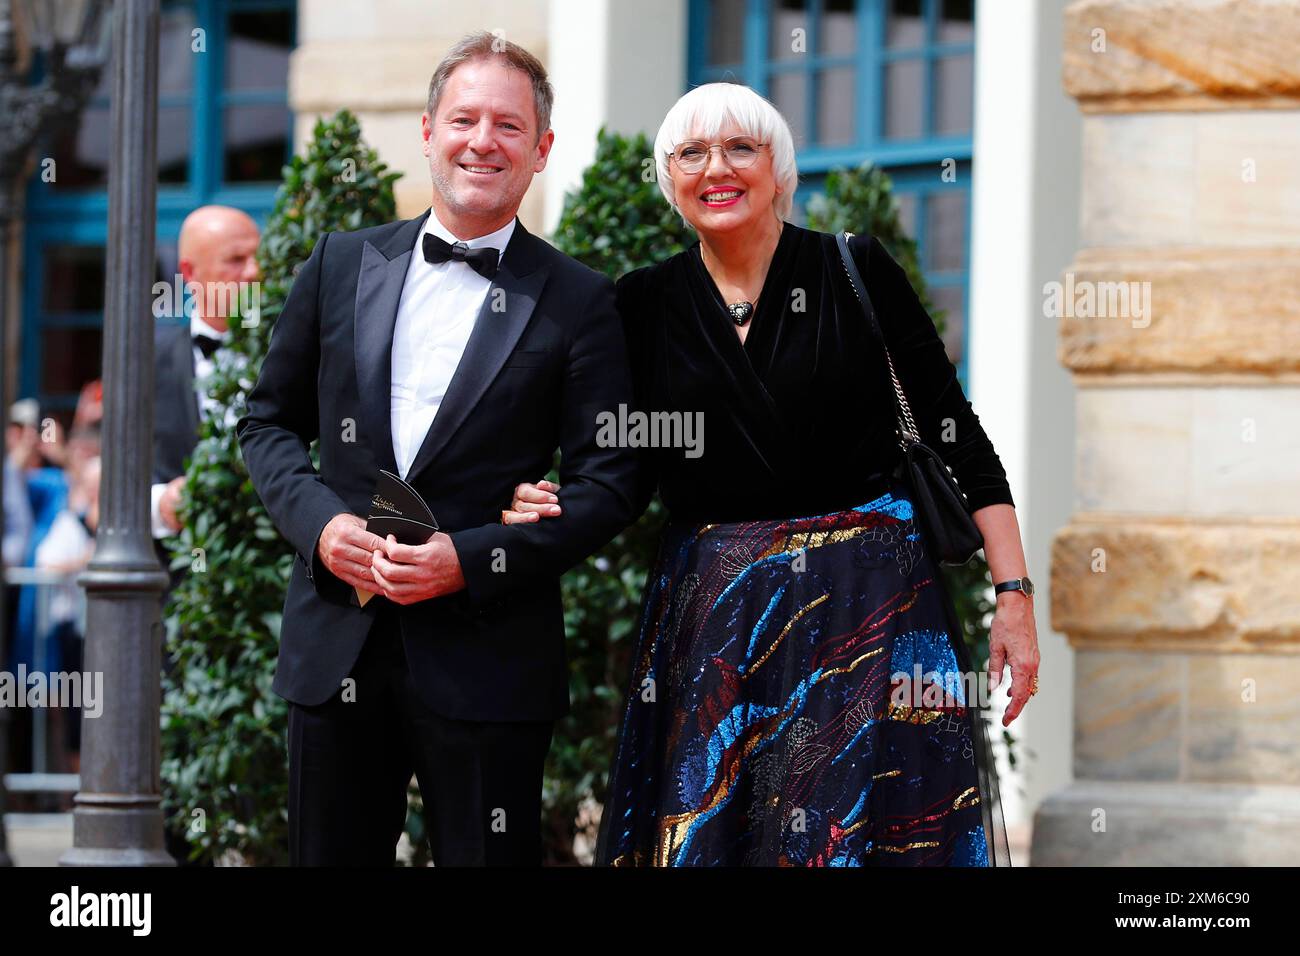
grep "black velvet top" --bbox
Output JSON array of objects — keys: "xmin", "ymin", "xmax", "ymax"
[{"xmin": 614, "ymin": 222, "xmax": 1015, "ymax": 523}]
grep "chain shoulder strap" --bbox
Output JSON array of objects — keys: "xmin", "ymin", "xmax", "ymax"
[{"xmin": 837, "ymin": 231, "xmax": 920, "ymax": 451}]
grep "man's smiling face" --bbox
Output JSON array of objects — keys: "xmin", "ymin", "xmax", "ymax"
[{"xmin": 422, "ymin": 56, "xmax": 554, "ymax": 238}]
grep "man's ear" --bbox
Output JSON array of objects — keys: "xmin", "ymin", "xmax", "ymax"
[
  {"xmin": 532, "ymin": 127, "xmax": 555, "ymax": 174},
  {"xmin": 420, "ymin": 111, "xmax": 433, "ymax": 156}
]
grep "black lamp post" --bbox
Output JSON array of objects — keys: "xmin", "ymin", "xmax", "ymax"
[
  {"xmin": 0, "ymin": 0, "xmax": 110, "ymax": 869},
  {"xmin": 58, "ymin": 0, "xmax": 170, "ymax": 867}
]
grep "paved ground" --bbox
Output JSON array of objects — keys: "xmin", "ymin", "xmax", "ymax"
[
  {"xmin": 1007, "ymin": 821, "xmax": 1031, "ymax": 866},
  {"xmin": 5, "ymin": 813, "xmax": 72, "ymax": 867},
  {"xmin": 5, "ymin": 814, "xmax": 1034, "ymax": 867}
]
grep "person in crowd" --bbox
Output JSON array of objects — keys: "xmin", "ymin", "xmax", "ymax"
[
  {"xmin": 35, "ymin": 441, "xmax": 99, "ymax": 773},
  {"xmin": 151, "ymin": 204, "xmax": 261, "ymax": 558},
  {"xmin": 3, "ymin": 450, "xmax": 33, "ymax": 572},
  {"xmin": 6, "ymin": 401, "xmax": 68, "ymax": 666},
  {"xmin": 4, "ymin": 398, "xmax": 68, "ymax": 772},
  {"xmin": 1, "ymin": 415, "xmax": 34, "ymax": 766}
]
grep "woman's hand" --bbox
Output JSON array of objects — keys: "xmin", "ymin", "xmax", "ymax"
[
  {"xmin": 988, "ymin": 593, "xmax": 1039, "ymax": 727},
  {"xmin": 501, "ymin": 478, "xmax": 563, "ymax": 524},
  {"xmin": 971, "ymin": 503, "xmax": 1040, "ymax": 727}
]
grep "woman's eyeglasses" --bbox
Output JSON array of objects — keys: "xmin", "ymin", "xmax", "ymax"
[{"xmin": 669, "ymin": 136, "xmax": 769, "ymax": 174}]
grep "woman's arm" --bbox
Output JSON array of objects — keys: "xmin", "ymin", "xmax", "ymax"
[
  {"xmin": 856, "ymin": 234, "xmax": 1015, "ymax": 512},
  {"xmin": 855, "ymin": 235, "xmax": 1038, "ymax": 724},
  {"xmin": 976, "ymin": 504, "xmax": 1027, "ymax": 588},
  {"xmin": 973, "ymin": 502, "xmax": 1039, "ymax": 727}
]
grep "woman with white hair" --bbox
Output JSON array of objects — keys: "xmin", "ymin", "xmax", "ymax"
[{"xmin": 507, "ymin": 82, "xmax": 1039, "ymax": 866}]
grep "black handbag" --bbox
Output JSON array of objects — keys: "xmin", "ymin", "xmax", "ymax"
[{"xmin": 835, "ymin": 231, "xmax": 985, "ymax": 566}]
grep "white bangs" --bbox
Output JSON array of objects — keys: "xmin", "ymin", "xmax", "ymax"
[{"xmin": 653, "ymin": 82, "xmax": 799, "ymax": 224}]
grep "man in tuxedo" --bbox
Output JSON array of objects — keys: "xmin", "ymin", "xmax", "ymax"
[
  {"xmin": 152, "ymin": 205, "xmax": 260, "ymax": 866},
  {"xmin": 152, "ymin": 205, "xmax": 261, "ymax": 561},
  {"xmin": 236, "ymin": 32, "xmax": 639, "ymax": 866}
]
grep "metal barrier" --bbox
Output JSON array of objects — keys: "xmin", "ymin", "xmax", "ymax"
[
  {"xmin": 3, "ymin": 567, "xmax": 87, "ymax": 783},
  {"xmin": 4, "ymin": 773, "xmax": 79, "ymax": 793}
]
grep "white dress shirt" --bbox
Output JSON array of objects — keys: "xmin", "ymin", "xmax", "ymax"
[
  {"xmin": 389, "ymin": 211, "xmax": 516, "ymax": 479},
  {"xmin": 150, "ymin": 312, "xmax": 230, "ymax": 538},
  {"xmin": 190, "ymin": 312, "xmax": 228, "ymax": 419}
]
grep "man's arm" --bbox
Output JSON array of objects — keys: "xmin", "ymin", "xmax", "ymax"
[
  {"xmin": 446, "ymin": 276, "xmax": 640, "ymax": 606},
  {"xmin": 235, "ymin": 233, "xmax": 353, "ymax": 583}
]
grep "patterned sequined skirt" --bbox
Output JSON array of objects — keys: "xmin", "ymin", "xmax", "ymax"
[{"xmin": 594, "ymin": 475, "xmax": 1010, "ymax": 867}]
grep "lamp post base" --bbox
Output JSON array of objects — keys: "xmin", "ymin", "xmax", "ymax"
[
  {"xmin": 60, "ymin": 848, "xmax": 176, "ymax": 867},
  {"xmin": 61, "ymin": 801, "xmax": 175, "ymax": 867}
]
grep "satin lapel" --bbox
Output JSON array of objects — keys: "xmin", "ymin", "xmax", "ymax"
[
  {"xmin": 403, "ymin": 221, "xmax": 550, "ymax": 485},
  {"xmin": 353, "ymin": 212, "xmax": 430, "ymax": 474}
]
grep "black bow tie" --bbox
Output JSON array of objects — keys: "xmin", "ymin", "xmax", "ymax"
[
  {"xmin": 193, "ymin": 333, "xmax": 222, "ymax": 359},
  {"xmin": 422, "ymin": 233, "xmax": 500, "ymax": 280}
]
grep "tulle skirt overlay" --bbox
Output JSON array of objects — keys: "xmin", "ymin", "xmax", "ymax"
[{"xmin": 594, "ymin": 476, "xmax": 1011, "ymax": 867}]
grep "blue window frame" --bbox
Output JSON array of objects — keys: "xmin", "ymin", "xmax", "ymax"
[
  {"xmin": 21, "ymin": 0, "xmax": 296, "ymax": 417},
  {"xmin": 687, "ymin": 0, "xmax": 976, "ymax": 382}
]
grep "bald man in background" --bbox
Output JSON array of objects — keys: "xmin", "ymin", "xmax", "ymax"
[
  {"xmin": 153, "ymin": 205, "xmax": 260, "ymax": 866},
  {"xmin": 151, "ymin": 205, "xmax": 261, "ymax": 554}
]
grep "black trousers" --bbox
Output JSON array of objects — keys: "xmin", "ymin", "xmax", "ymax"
[{"xmin": 286, "ymin": 604, "xmax": 554, "ymax": 866}]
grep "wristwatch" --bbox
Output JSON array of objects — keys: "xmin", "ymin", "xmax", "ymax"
[{"xmin": 994, "ymin": 575, "xmax": 1034, "ymax": 598}]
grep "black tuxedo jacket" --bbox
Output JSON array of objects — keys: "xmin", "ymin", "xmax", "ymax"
[
  {"xmin": 153, "ymin": 322, "xmax": 201, "ymax": 486},
  {"xmin": 152, "ymin": 321, "xmax": 202, "ymax": 577},
  {"xmin": 236, "ymin": 211, "xmax": 640, "ymax": 721}
]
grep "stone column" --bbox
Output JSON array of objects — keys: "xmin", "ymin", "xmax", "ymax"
[{"xmin": 1035, "ymin": 0, "xmax": 1300, "ymax": 865}]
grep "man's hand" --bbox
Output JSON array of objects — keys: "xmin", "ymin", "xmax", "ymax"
[
  {"xmin": 159, "ymin": 476, "xmax": 187, "ymax": 533},
  {"xmin": 317, "ymin": 513, "xmax": 385, "ymax": 594},
  {"xmin": 369, "ymin": 532, "xmax": 466, "ymax": 605}
]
